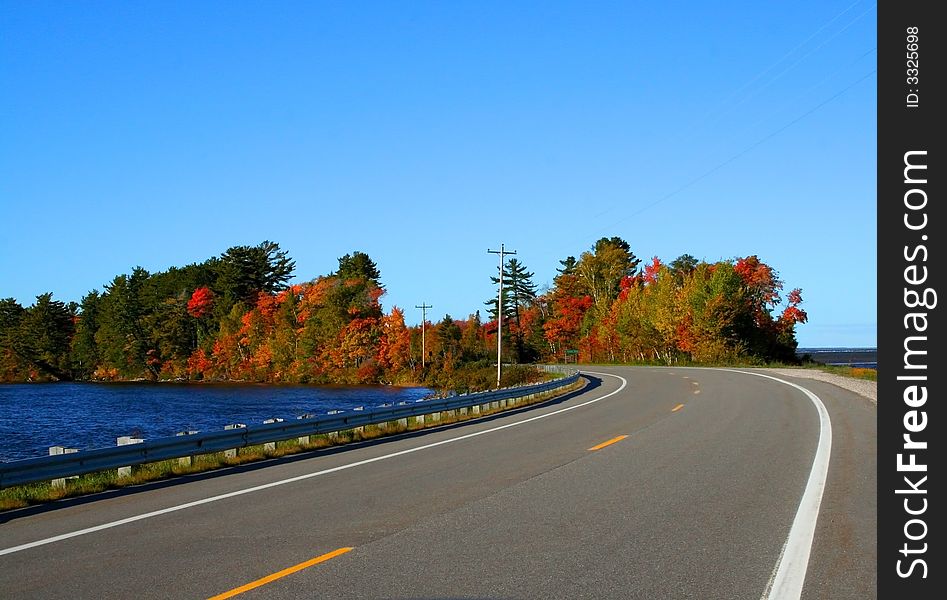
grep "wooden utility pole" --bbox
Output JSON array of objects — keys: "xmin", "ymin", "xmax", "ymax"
[
  {"xmin": 487, "ymin": 243, "xmax": 516, "ymax": 388},
  {"xmin": 415, "ymin": 302, "xmax": 432, "ymax": 368}
]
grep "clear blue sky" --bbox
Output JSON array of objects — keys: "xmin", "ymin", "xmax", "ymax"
[{"xmin": 1, "ymin": 1, "xmax": 876, "ymax": 348}]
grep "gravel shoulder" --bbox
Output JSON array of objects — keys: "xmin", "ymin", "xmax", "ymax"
[{"xmin": 762, "ymin": 368, "xmax": 877, "ymax": 403}]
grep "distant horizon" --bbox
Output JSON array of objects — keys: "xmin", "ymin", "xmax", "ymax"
[{"xmin": 796, "ymin": 346, "xmax": 877, "ymax": 351}]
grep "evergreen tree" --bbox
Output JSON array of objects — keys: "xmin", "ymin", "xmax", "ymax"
[
  {"xmin": 485, "ymin": 258, "xmax": 538, "ymax": 362},
  {"xmin": 216, "ymin": 240, "xmax": 295, "ymax": 307},
  {"xmin": 71, "ymin": 291, "xmax": 101, "ymax": 379},
  {"xmin": 96, "ymin": 268, "xmax": 155, "ymax": 379},
  {"xmin": 0, "ymin": 298, "xmax": 25, "ymax": 351},
  {"xmin": 557, "ymin": 256, "xmax": 577, "ymax": 275},
  {"xmin": 336, "ymin": 251, "xmax": 382, "ymax": 285},
  {"xmin": 436, "ymin": 314, "xmax": 462, "ymax": 357},
  {"xmin": 670, "ymin": 254, "xmax": 699, "ymax": 282},
  {"xmin": 148, "ymin": 293, "xmax": 196, "ymax": 376},
  {"xmin": 17, "ymin": 293, "xmax": 75, "ymax": 380},
  {"xmin": 0, "ymin": 298, "xmax": 28, "ymax": 380}
]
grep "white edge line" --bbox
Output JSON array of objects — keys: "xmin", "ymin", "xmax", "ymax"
[
  {"xmin": 716, "ymin": 369, "xmax": 832, "ymax": 600},
  {"xmin": 1, "ymin": 372, "xmax": 627, "ymax": 557}
]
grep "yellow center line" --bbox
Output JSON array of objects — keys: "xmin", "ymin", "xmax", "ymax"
[
  {"xmin": 588, "ymin": 435, "xmax": 628, "ymax": 451},
  {"xmin": 671, "ymin": 403, "xmax": 685, "ymax": 412},
  {"xmin": 208, "ymin": 547, "xmax": 353, "ymax": 600}
]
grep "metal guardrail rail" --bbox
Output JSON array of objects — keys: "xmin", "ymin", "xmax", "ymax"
[{"xmin": 0, "ymin": 372, "xmax": 580, "ymax": 489}]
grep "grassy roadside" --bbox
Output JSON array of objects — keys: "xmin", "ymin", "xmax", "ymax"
[
  {"xmin": 0, "ymin": 378, "xmax": 585, "ymax": 513},
  {"xmin": 799, "ymin": 364, "xmax": 876, "ymax": 381}
]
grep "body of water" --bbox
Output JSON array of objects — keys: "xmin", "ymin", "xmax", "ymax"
[
  {"xmin": 0, "ymin": 383, "xmax": 432, "ymax": 463},
  {"xmin": 796, "ymin": 347, "xmax": 877, "ymax": 369}
]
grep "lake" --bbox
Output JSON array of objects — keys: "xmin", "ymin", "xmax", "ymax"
[
  {"xmin": 0, "ymin": 383, "xmax": 432, "ymax": 462},
  {"xmin": 796, "ymin": 347, "xmax": 877, "ymax": 369}
]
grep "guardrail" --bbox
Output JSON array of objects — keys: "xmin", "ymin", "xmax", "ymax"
[
  {"xmin": 533, "ymin": 364, "xmax": 581, "ymax": 375},
  {"xmin": 0, "ymin": 372, "xmax": 580, "ymax": 489}
]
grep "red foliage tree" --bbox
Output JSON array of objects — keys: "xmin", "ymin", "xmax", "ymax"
[
  {"xmin": 642, "ymin": 256, "xmax": 662, "ymax": 285},
  {"xmin": 779, "ymin": 288, "xmax": 808, "ymax": 327},
  {"xmin": 187, "ymin": 287, "xmax": 215, "ymax": 318}
]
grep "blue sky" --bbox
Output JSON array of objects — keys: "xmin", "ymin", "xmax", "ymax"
[{"xmin": 0, "ymin": 1, "xmax": 876, "ymax": 347}]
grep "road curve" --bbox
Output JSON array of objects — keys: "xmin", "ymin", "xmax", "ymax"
[{"xmin": 0, "ymin": 367, "xmax": 876, "ymax": 599}]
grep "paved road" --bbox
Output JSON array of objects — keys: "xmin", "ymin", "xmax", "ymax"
[{"xmin": 0, "ymin": 367, "xmax": 876, "ymax": 599}]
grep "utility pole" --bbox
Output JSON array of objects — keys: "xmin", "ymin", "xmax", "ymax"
[
  {"xmin": 487, "ymin": 243, "xmax": 516, "ymax": 388},
  {"xmin": 415, "ymin": 302, "xmax": 432, "ymax": 368}
]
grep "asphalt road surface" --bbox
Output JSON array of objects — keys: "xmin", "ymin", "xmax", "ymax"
[{"xmin": 0, "ymin": 367, "xmax": 876, "ymax": 599}]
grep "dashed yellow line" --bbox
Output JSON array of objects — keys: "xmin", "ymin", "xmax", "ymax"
[
  {"xmin": 588, "ymin": 435, "xmax": 628, "ymax": 451},
  {"xmin": 208, "ymin": 547, "xmax": 353, "ymax": 599},
  {"xmin": 671, "ymin": 403, "xmax": 685, "ymax": 412}
]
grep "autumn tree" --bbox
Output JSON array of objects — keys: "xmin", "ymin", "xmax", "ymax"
[
  {"xmin": 187, "ymin": 287, "xmax": 215, "ymax": 318},
  {"xmin": 576, "ymin": 236, "xmax": 641, "ymax": 318},
  {"xmin": 773, "ymin": 288, "xmax": 808, "ymax": 362},
  {"xmin": 675, "ymin": 262, "xmax": 746, "ymax": 362},
  {"xmin": 376, "ymin": 307, "xmax": 413, "ymax": 380},
  {"xmin": 543, "ymin": 254, "xmax": 594, "ymax": 359},
  {"xmin": 459, "ymin": 311, "xmax": 488, "ymax": 362},
  {"xmin": 0, "ymin": 238, "xmax": 811, "ymax": 383}
]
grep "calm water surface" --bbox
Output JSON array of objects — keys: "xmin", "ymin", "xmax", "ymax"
[{"xmin": 0, "ymin": 383, "xmax": 432, "ymax": 462}]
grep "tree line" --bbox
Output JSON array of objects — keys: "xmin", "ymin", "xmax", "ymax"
[{"xmin": 0, "ymin": 237, "xmax": 807, "ymax": 387}]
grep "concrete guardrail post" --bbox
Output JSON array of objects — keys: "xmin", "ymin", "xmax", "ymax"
[
  {"xmin": 48, "ymin": 446, "xmax": 78, "ymax": 488},
  {"xmin": 375, "ymin": 405, "xmax": 391, "ymax": 431},
  {"xmin": 175, "ymin": 431, "xmax": 198, "ymax": 466},
  {"xmin": 116, "ymin": 436, "xmax": 144, "ymax": 478},
  {"xmin": 296, "ymin": 414, "xmax": 314, "ymax": 445},
  {"xmin": 223, "ymin": 424, "xmax": 246, "ymax": 458},
  {"xmin": 352, "ymin": 408, "xmax": 365, "ymax": 437},
  {"xmin": 326, "ymin": 410, "xmax": 343, "ymax": 440},
  {"xmin": 262, "ymin": 419, "xmax": 284, "ymax": 452}
]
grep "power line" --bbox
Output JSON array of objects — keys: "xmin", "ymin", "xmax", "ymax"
[
  {"xmin": 580, "ymin": 68, "xmax": 876, "ymax": 241},
  {"xmin": 672, "ymin": 0, "xmax": 872, "ymax": 145},
  {"xmin": 720, "ymin": 3, "xmax": 875, "ymax": 120}
]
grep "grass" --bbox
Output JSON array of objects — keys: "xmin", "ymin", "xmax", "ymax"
[
  {"xmin": 805, "ymin": 364, "xmax": 877, "ymax": 381},
  {"xmin": 0, "ymin": 378, "xmax": 585, "ymax": 513}
]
